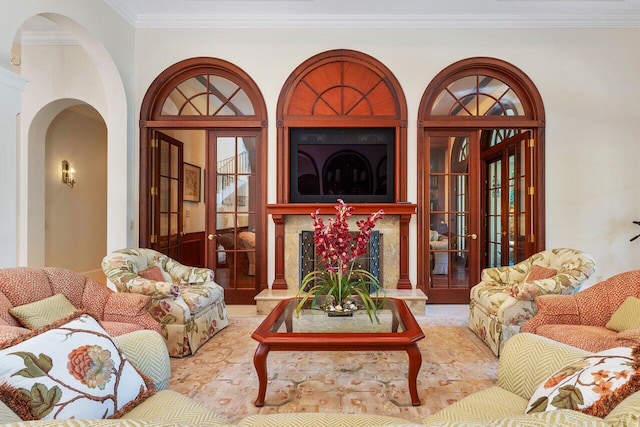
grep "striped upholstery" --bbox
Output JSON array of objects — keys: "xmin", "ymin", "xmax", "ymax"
[
  {"xmin": 238, "ymin": 413, "xmax": 416, "ymax": 426},
  {"xmin": 424, "ymin": 332, "xmax": 640, "ymax": 426},
  {"xmin": 113, "ymin": 330, "xmax": 171, "ymax": 391},
  {"xmin": 122, "ymin": 390, "xmax": 231, "ymax": 426}
]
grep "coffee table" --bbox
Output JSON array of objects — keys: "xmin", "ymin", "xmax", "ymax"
[{"xmin": 251, "ymin": 297, "xmax": 425, "ymax": 407}]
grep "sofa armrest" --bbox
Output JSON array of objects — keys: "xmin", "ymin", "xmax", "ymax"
[
  {"xmin": 112, "ymin": 330, "xmax": 171, "ymax": 391},
  {"xmin": 497, "ymin": 332, "xmax": 590, "ymax": 400},
  {"xmin": 126, "ymin": 276, "xmax": 181, "ymax": 299},
  {"xmin": 165, "ymin": 257, "xmax": 215, "ymax": 284},
  {"xmin": 521, "ymin": 294, "xmax": 581, "ymax": 333},
  {"xmin": 616, "ymin": 329, "xmax": 640, "ymax": 347}
]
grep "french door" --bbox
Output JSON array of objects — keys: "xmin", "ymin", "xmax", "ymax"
[
  {"xmin": 482, "ymin": 130, "xmax": 532, "ymax": 268},
  {"xmin": 206, "ymin": 130, "xmax": 259, "ymax": 304},
  {"xmin": 426, "ymin": 131, "xmax": 481, "ymax": 303},
  {"xmin": 150, "ymin": 132, "xmax": 183, "ymax": 259}
]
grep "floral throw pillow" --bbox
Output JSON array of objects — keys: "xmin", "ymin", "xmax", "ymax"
[
  {"xmin": 0, "ymin": 313, "xmax": 155, "ymax": 420},
  {"xmin": 526, "ymin": 346, "xmax": 640, "ymax": 418}
]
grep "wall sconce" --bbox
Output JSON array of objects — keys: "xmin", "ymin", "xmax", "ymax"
[{"xmin": 61, "ymin": 160, "xmax": 76, "ymax": 188}]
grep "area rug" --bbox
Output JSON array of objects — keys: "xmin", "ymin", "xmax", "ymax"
[{"xmin": 169, "ymin": 314, "xmax": 497, "ymax": 424}]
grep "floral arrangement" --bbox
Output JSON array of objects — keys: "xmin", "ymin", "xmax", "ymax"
[{"xmin": 296, "ymin": 199, "xmax": 385, "ymax": 321}]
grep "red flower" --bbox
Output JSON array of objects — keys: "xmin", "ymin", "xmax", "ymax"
[{"xmin": 311, "ymin": 199, "xmax": 384, "ymax": 274}]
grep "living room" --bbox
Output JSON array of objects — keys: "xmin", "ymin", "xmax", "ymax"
[{"xmin": 1, "ymin": 1, "xmax": 640, "ymax": 425}]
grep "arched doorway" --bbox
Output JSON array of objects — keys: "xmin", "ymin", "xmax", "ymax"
[
  {"xmin": 139, "ymin": 57, "xmax": 268, "ymax": 304},
  {"xmin": 418, "ymin": 57, "xmax": 545, "ymax": 303}
]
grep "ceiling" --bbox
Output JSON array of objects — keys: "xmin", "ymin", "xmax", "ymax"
[{"xmin": 103, "ymin": 0, "xmax": 640, "ymax": 28}]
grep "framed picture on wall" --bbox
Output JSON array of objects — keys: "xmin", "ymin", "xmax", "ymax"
[{"xmin": 184, "ymin": 163, "xmax": 201, "ymax": 202}]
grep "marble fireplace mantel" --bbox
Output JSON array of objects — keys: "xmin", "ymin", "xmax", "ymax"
[{"xmin": 267, "ymin": 203, "xmax": 417, "ymax": 290}]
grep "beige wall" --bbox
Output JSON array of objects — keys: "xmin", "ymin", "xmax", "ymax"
[
  {"xmin": 45, "ymin": 107, "xmax": 107, "ymax": 277},
  {"xmin": 134, "ymin": 27, "xmax": 640, "ymax": 286}
]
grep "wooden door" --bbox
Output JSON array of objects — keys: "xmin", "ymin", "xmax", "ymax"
[
  {"xmin": 426, "ymin": 131, "xmax": 481, "ymax": 303},
  {"xmin": 482, "ymin": 130, "xmax": 532, "ymax": 268},
  {"xmin": 206, "ymin": 130, "xmax": 259, "ymax": 304},
  {"xmin": 151, "ymin": 131, "xmax": 183, "ymax": 260}
]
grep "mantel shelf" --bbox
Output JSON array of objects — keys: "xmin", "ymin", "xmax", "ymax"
[{"xmin": 267, "ymin": 203, "xmax": 417, "ymax": 216}]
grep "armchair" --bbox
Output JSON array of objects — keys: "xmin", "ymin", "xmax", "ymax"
[
  {"xmin": 102, "ymin": 248, "xmax": 229, "ymax": 357},
  {"xmin": 468, "ymin": 248, "xmax": 596, "ymax": 356},
  {"xmin": 522, "ymin": 270, "xmax": 640, "ymax": 352}
]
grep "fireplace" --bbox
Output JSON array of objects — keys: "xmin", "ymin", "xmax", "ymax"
[{"xmin": 299, "ymin": 230, "xmax": 381, "ymax": 290}]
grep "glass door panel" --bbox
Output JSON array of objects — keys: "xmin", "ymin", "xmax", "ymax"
[
  {"xmin": 482, "ymin": 130, "xmax": 530, "ymax": 268},
  {"xmin": 427, "ymin": 132, "xmax": 479, "ymax": 303},
  {"xmin": 208, "ymin": 132, "xmax": 259, "ymax": 304},
  {"xmin": 153, "ymin": 132, "xmax": 183, "ymax": 260}
]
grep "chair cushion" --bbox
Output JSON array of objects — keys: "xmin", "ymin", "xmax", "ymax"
[
  {"xmin": 180, "ymin": 283, "xmax": 224, "ymax": 315},
  {"xmin": 139, "ymin": 266, "xmax": 166, "ymax": 282},
  {"xmin": 606, "ymin": 296, "xmax": 640, "ymax": 332},
  {"xmin": 526, "ymin": 346, "xmax": 640, "ymax": 417},
  {"xmin": 9, "ymin": 294, "xmax": 78, "ymax": 329},
  {"xmin": 0, "ymin": 313, "xmax": 155, "ymax": 420},
  {"xmin": 526, "ymin": 265, "xmax": 558, "ymax": 283}
]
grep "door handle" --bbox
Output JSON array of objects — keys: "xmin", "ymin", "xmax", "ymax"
[
  {"xmin": 208, "ymin": 234, "xmax": 215, "ymax": 240},
  {"xmin": 466, "ymin": 233, "xmax": 478, "ymax": 240}
]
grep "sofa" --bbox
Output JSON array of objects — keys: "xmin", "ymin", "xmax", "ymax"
[
  {"xmin": 0, "ymin": 267, "xmax": 160, "ymax": 340},
  {"xmin": 522, "ymin": 270, "xmax": 640, "ymax": 352},
  {"xmin": 468, "ymin": 248, "xmax": 596, "ymax": 356},
  {"xmin": 0, "ymin": 325, "xmax": 233, "ymax": 426},
  {"xmin": 102, "ymin": 248, "xmax": 229, "ymax": 357},
  {"xmin": 2, "ymin": 328, "xmax": 638, "ymax": 425}
]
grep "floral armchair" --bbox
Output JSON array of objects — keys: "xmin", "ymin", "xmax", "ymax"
[
  {"xmin": 468, "ymin": 248, "xmax": 596, "ymax": 356},
  {"xmin": 102, "ymin": 248, "xmax": 228, "ymax": 357}
]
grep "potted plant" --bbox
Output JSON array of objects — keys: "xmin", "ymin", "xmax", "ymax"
[{"xmin": 295, "ymin": 199, "xmax": 385, "ymax": 322}]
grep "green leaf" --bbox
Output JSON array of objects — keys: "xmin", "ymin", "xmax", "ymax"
[
  {"xmin": 23, "ymin": 383, "xmax": 62, "ymax": 418},
  {"xmin": 551, "ymin": 385, "xmax": 584, "ymax": 410},
  {"xmin": 10, "ymin": 352, "xmax": 53, "ymax": 378},
  {"xmin": 527, "ymin": 396, "xmax": 549, "ymax": 413}
]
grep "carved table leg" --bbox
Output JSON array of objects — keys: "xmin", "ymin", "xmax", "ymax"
[
  {"xmin": 253, "ymin": 343, "xmax": 270, "ymax": 406},
  {"xmin": 406, "ymin": 343, "xmax": 422, "ymax": 406}
]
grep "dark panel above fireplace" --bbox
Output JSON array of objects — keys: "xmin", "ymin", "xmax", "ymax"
[{"xmin": 290, "ymin": 128, "xmax": 395, "ymax": 203}]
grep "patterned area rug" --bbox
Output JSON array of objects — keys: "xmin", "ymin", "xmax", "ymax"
[{"xmin": 169, "ymin": 314, "xmax": 497, "ymax": 424}]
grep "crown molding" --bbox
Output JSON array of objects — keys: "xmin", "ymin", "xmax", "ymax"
[
  {"xmin": 103, "ymin": 0, "xmax": 138, "ymax": 26},
  {"xmin": 132, "ymin": 13, "xmax": 640, "ymax": 29}
]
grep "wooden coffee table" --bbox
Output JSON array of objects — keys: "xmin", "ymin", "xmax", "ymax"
[{"xmin": 251, "ymin": 297, "xmax": 425, "ymax": 407}]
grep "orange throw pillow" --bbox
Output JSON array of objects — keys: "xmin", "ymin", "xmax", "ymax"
[
  {"xmin": 139, "ymin": 266, "xmax": 165, "ymax": 282},
  {"xmin": 526, "ymin": 265, "xmax": 557, "ymax": 283}
]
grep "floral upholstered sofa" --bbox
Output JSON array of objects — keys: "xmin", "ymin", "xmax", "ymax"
[
  {"xmin": 468, "ymin": 248, "xmax": 596, "ymax": 356},
  {"xmin": 102, "ymin": 248, "xmax": 228, "ymax": 357}
]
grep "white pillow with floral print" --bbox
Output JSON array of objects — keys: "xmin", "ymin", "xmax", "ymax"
[
  {"xmin": 0, "ymin": 313, "xmax": 154, "ymax": 420},
  {"xmin": 526, "ymin": 346, "xmax": 640, "ymax": 418}
]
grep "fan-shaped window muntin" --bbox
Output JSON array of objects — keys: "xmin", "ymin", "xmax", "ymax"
[
  {"xmin": 161, "ymin": 74, "xmax": 255, "ymax": 117},
  {"xmin": 431, "ymin": 74, "xmax": 524, "ymax": 117}
]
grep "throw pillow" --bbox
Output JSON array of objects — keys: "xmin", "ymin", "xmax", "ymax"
[
  {"xmin": 606, "ymin": 296, "xmax": 640, "ymax": 332},
  {"xmin": 9, "ymin": 294, "xmax": 79, "ymax": 330},
  {"xmin": 0, "ymin": 313, "xmax": 155, "ymax": 420},
  {"xmin": 526, "ymin": 265, "xmax": 558, "ymax": 283},
  {"xmin": 138, "ymin": 266, "xmax": 166, "ymax": 282},
  {"xmin": 526, "ymin": 346, "xmax": 640, "ymax": 418}
]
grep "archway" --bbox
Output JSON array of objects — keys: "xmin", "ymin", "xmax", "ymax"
[
  {"xmin": 15, "ymin": 13, "xmax": 128, "ymax": 268},
  {"xmin": 139, "ymin": 57, "xmax": 268, "ymax": 304},
  {"xmin": 418, "ymin": 57, "xmax": 545, "ymax": 303}
]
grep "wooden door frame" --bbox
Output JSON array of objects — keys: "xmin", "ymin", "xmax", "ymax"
[
  {"xmin": 139, "ymin": 57, "xmax": 269, "ymax": 299},
  {"xmin": 417, "ymin": 57, "xmax": 546, "ymax": 301}
]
